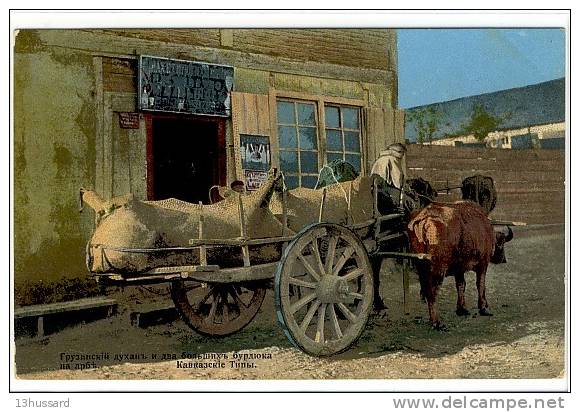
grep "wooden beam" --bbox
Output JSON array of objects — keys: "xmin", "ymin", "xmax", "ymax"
[
  {"xmin": 198, "ymin": 201, "xmax": 207, "ymax": 266},
  {"xmin": 402, "ymin": 259, "xmax": 410, "ymax": 316},
  {"xmin": 238, "ymin": 193, "xmax": 251, "ymax": 267},
  {"xmin": 318, "ymin": 187, "xmax": 327, "ymax": 222},
  {"xmin": 15, "ymin": 297, "xmax": 118, "ymax": 319}
]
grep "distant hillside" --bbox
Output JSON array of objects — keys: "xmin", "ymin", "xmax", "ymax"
[{"xmin": 404, "ymin": 78, "xmax": 565, "ymax": 142}]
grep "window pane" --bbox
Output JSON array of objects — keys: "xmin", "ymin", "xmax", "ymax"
[
  {"xmin": 325, "ymin": 106, "xmax": 340, "ymax": 128},
  {"xmin": 300, "ymin": 151, "xmax": 319, "ymax": 174},
  {"xmin": 326, "ymin": 152, "xmax": 343, "ymax": 164},
  {"xmin": 342, "ymin": 107, "xmax": 359, "ymax": 129},
  {"xmin": 280, "ymin": 150, "xmax": 298, "ymax": 173},
  {"xmin": 299, "ymin": 127, "xmax": 317, "ymax": 150},
  {"xmin": 278, "ymin": 126, "xmax": 297, "ymax": 148},
  {"xmin": 345, "ymin": 153, "xmax": 361, "ymax": 172},
  {"xmin": 326, "ymin": 129, "xmax": 342, "ymax": 151},
  {"xmin": 297, "ymin": 103, "xmax": 316, "ymax": 126},
  {"xmin": 344, "ymin": 131, "xmax": 361, "ymax": 152},
  {"xmin": 284, "ymin": 175, "xmax": 299, "ymax": 190},
  {"xmin": 301, "ymin": 175, "xmax": 318, "ymax": 189},
  {"xmin": 277, "ymin": 101, "xmax": 295, "ymax": 124}
]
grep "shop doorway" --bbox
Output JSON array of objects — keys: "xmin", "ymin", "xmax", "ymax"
[{"xmin": 146, "ymin": 114, "xmax": 226, "ymax": 204}]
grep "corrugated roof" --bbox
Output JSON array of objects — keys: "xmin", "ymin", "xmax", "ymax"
[{"xmin": 404, "ymin": 78, "xmax": 565, "ymax": 142}]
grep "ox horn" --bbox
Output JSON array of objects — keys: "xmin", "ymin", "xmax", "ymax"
[{"xmin": 505, "ymin": 226, "xmax": 514, "ymax": 242}]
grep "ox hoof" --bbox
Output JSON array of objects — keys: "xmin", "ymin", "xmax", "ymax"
[
  {"xmin": 479, "ymin": 308, "xmax": 493, "ymax": 316},
  {"xmin": 432, "ymin": 322, "xmax": 448, "ymax": 332},
  {"xmin": 456, "ymin": 307, "xmax": 470, "ymax": 316}
]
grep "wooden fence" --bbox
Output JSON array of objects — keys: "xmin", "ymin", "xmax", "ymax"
[{"xmin": 406, "ymin": 145, "xmax": 566, "ymax": 225}]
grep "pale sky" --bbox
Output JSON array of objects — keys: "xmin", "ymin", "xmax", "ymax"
[{"xmin": 397, "ymin": 28, "xmax": 566, "ymax": 108}]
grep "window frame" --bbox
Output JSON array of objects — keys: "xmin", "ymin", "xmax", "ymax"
[
  {"xmin": 271, "ymin": 91, "xmax": 366, "ymax": 189},
  {"xmin": 323, "ymin": 104, "xmax": 363, "ymax": 173},
  {"xmin": 276, "ymin": 98, "xmax": 321, "ymax": 188}
]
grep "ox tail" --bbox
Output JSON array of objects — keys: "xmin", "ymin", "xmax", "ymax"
[{"xmin": 409, "ymin": 216, "xmax": 446, "ymax": 302}]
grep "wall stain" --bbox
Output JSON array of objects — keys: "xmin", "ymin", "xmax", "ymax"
[
  {"xmin": 14, "ymin": 30, "xmax": 45, "ymax": 54},
  {"xmin": 16, "ymin": 202, "xmax": 88, "ymax": 285},
  {"xmin": 53, "ymin": 144, "xmax": 73, "ymax": 181},
  {"xmin": 75, "ymin": 93, "xmax": 96, "ymax": 187}
]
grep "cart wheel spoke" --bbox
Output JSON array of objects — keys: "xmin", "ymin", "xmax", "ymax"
[
  {"xmin": 290, "ymin": 292, "xmax": 317, "ymax": 315},
  {"xmin": 206, "ymin": 294, "xmax": 219, "ymax": 323},
  {"xmin": 198, "ymin": 287, "xmax": 214, "ymax": 308},
  {"xmin": 336, "ymin": 302, "xmax": 357, "ymax": 324},
  {"xmin": 347, "ymin": 292, "xmax": 364, "ymax": 300},
  {"xmin": 332, "ymin": 245, "xmax": 355, "ymax": 276},
  {"xmin": 222, "ymin": 299, "xmax": 230, "ymax": 323},
  {"xmin": 289, "ymin": 276, "xmax": 317, "ymax": 289},
  {"xmin": 341, "ymin": 268, "xmax": 364, "ymax": 282},
  {"xmin": 310, "ymin": 240, "xmax": 326, "ymax": 276},
  {"xmin": 300, "ymin": 300, "xmax": 321, "ymax": 332},
  {"xmin": 324, "ymin": 235, "xmax": 339, "ymax": 274},
  {"xmin": 315, "ymin": 303, "xmax": 327, "ymax": 343},
  {"xmin": 329, "ymin": 304, "xmax": 343, "ymax": 339},
  {"xmin": 297, "ymin": 254, "xmax": 321, "ymax": 282},
  {"xmin": 230, "ymin": 286, "xmax": 249, "ymax": 309}
]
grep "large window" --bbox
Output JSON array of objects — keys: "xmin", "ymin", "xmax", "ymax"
[
  {"xmin": 277, "ymin": 100, "xmax": 319, "ymax": 189},
  {"xmin": 324, "ymin": 105, "xmax": 362, "ymax": 173},
  {"xmin": 276, "ymin": 99, "xmax": 362, "ymax": 189}
]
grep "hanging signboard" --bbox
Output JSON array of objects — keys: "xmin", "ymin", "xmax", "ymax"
[{"xmin": 138, "ymin": 55, "xmax": 234, "ymax": 117}]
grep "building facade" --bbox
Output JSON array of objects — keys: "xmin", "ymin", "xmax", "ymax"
[
  {"xmin": 14, "ymin": 29, "xmax": 403, "ymax": 288},
  {"xmin": 405, "ymin": 78, "xmax": 565, "ymax": 149},
  {"xmin": 428, "ymin": 121, "xmax": 565, "ymax": 149}
]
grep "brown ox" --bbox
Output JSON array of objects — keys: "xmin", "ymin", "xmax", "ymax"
[{"xmin": 407, "ymin": 201, "xmax": 513, "ymax": 329}]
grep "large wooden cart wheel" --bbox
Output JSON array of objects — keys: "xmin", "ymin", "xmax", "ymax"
[
  {"xmin": 275, "ymin": 223, "xmax": 374, "ymax": 356},
  {"xmin": 171, "ymin": 280, "xmax": 267, "ymax": 337}
]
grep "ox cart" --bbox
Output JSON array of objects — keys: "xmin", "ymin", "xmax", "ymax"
[{"xmin": 86, "ymin": 176, "xmax": 418, "ymax": 357}]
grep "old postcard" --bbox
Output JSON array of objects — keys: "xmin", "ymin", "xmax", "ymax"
[{"xmin": 9, "ymin": 10, "xmax": 569, "ymax": 394}]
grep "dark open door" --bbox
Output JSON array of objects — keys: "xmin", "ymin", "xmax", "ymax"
[{"xmin": 145, "ymin": 114, "xmax": 226, "ymax": 203}]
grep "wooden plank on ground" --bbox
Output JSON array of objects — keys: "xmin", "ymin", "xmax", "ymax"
[{"xmin": 15, "ymin": 297, "xmax": 118, "ymax": 319}]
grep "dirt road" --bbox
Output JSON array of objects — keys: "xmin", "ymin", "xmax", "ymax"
[{"xmin": 16, "ymin": 226, "xmax": 566, "ymax": 380}]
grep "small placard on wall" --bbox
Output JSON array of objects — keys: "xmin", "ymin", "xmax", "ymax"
[
  {"xmin": 244, "ymin": 170, "xmax": 268, "ymax": 191},
  {"xmin": 119, "ymin": 112, "xmax": 140, "ymax": 129}
]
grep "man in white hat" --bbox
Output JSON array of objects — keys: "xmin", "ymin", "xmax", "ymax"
[
  {"xmin": 370, "ymin": 142, "xmax": 408, "ymax": 210},
  {"xmin": 370, "ymin": 142, "xmax": 407, "ymax": 189}
]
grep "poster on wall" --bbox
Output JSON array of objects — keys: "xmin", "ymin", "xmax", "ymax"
[
  {"xmin": 138, "ymin": 55, "xmax": 234, "ymax": 116},
  {"xmin": 240, "ymin": 134, "xmax": 271, "ymax": 172}
]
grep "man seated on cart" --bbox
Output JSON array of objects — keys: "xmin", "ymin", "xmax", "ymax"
[
  {"xmin": 371, "ymin": 143, "xmax": 414, "ymax": 214},
  {"xmin": 369, "ymin": 143, "xmax": 437, "ymax": 311}
]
